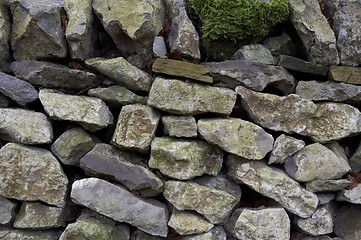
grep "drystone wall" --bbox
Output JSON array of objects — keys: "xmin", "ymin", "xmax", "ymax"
[{"xmin": 0, "ymin": 0, "xmax": 361, "ymax": 239}]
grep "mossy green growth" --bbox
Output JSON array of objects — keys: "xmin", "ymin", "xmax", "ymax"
[{"xmin": 186, "ymin": 0, "xmax": 289, "ymax": 60}]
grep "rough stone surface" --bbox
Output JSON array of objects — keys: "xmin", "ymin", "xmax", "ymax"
[
  {"xmin": 227, "ymin": 154, "xmax": 318, "ymax": 218},
  {"xmin": 149, "ymin": 137, "xmax": 223, "ymax": 180},
  {"xmin": 162, "ymin": 115, "xmax": 197, "ymax": 138},
  {"xmin": 350, "ymin": 140, "xmax": 361, "ymax": 173},
  {"xmin": 325, "ymin": 141, "xmax": 348, "ymax": 161},
  {"xmin": 163, "ymin": 180, "xmax": 239, "ymax": 224},
  {"xmin": 237, "ymin": 86, "xmax": 361, "ymax": 143},
  {"xmin": 13, "ymin": 202, "xmax": 65, "ymax": 230},
  {"xmin": 147, "ymin": 77, "xmax": 236, "ymax": 116},
  {"xmin": 0, "ymin": 108, "xmax": 53, "ymax": 144},
  {"xmin": 10, "ymin": 60, "xmax": 97, "ymax": 89},
  {"xmin": 0, "ymin": 143, "xmax": 68, "ymax": 207},
  {"xmin": 39, "ymin": 89, "xmax": 113, "ymax": 132},
  {"xmin": 231, "ymin": 44, "xmax": 276, "ymax": 65},
  {"xmin": 269, "ymin": 134, "xmax": 305, "ymax": 164},
  {"xmin": 153, "ymin": 36, "xmax": 167, "ymax": 58},
  {"xmin": 10, "ymin": 0, "xmax": 67, "ymax": 60},
  {"xmin": 225, "ymin": 207, "xmax": 290, "ymax": 240},
  {"xmin": 284, "ymin": 143, "xmax": 350, "ymax": 182},
  {"xmin": 71, "ymin": 178, "xmax": 169, "ymax": 237},
  {"xmin": 198, "ymin": 118, "xmax": 273, "ymax": 160},
  {"xmin": 306, "ymin": 179, "xmax": 351, "ymax": 193},
  {"xmin": 0, "ymin": 196, "xmax": 17, "ymax": 226},
  {"xmin": 88, "ymin": 86, "xmax": 147, "ymax": 108},
  {"xmin": 111, "ymin": 104, "xmax": 160, "ymax": 153},
  {"xmin": 183, "ymin": 226, "xmax": 226, "ymax": 240},
  {"xmin": 204, "ymin": 59, "xmax": 295, "ymax": 94},
  {"xmin": 152, "ymin": 58, "xmax": 212, "ymax": 84},
  {"xmin": 329, "ymin": 66, "xmax": 361, "ymax": 85},
  {"xmin": 80, "ymin": 143, "xmax": 163, "ymax": 197},
  {"xmin": 0, "ymin": 1, "xmax": 10, "ymax": 71},
  {"xmin": 261, "ymin": 33, "xmax": 298, "ymax": 57},
  {"xmin": 0, "ymin": 226, "xmax": 59, "ymax": 240},
  {"xmin": 288, "ymin": 0, "xmax": 339, "ymax": 65},
  {"xmin": 317, "ymin": 193, "xmax": 336, "ymax": 206},
  {"xmin": 334, "ymin": 204, "xmax": 361, "ymax": 240},
  {"xmin": 85, "ymin": 57, "xmax": 153, "ymax": 92},
  {"xmin": 337, "ymin": 184, "xmax": 361, "ymax": 204},
  {"xmin": 0, "ymin": 93, "xmax": 10, "ymax": 107}
]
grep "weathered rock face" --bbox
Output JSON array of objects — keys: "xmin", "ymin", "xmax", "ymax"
[
  {"xmin": 269, "ymin": 134, "xmax": 305, "ymax": 164},
  {"xmin": 10, "ymin": 0, "xmax": 67, "ymax": 60},
  {"xmin": 305, "ymin": 179, "xmax": 351, "ymax": 193},
  {"xmin": 334, "ymin": 204, "xmax": 361, "ymax": 240},
  {"xmin": 227, "ymin": 155, "xmax": 318, "ymax": 218},
  {"xmin": 0, "ymin": 226, "xmax": 60, "ymax": 240},
  {"xmin": 231, "ymin": 44, "xmax": 276, "ymax": 65},
  {"xmin": 337, "ymin": 184, "xmax": 361, "ymax": 204},
  {"xmin": 0, "ymin": 108, "xmax": 53, "ymax": 144},
  {"xmin": 0, "ymin": 143, "xmax": 68, "ymax": 207},
  {"xmin": 198, "ymin": 118, "xmax": 273, "ymax": 160},
  {"xmin": 39, "ymin": 89, "xmax": 113, "ymax": 132},
  {"xmin": 0, "ymin": 196, "xmax": 17, "ymax": 226},
  {"xmin": 0, "ymin": 1, "xmax": 10, "ymax": 71},
  {"xmin": 149, "ymin": 137, "xmax": 223, "ymax": 180},
  {"xmin": 147, "ymin": 77, "xmax": 236, "ymax": 115},
  {"xmin": 153, "ymin": 36, "xmax": 167, "ymax": 58},
  {"xmin": 329, "ymin": 66, "xmax": 361, "ymax": 85},
  {"xmin": 162, "ymin": 115, "xmax": 197, "ymax": 138},
  {"xmin": 261, "ymin": 33, "xmax": 298, "ymax": 57},
  {"xmin": 237, "ymin": 86, "xmax": 361, "ymax": 143},
  {"xmin": 183, "ymin": 226, "xmax": 227, "ymax": 240},
  {"xmin": 204, "ymin": 60, "xmax": 295, "ymax": 95},
  {"xmin": 0, "ymin": 93, "xmax": 11, "ymax": 107},
  {"xmin": 71, "ymin": 178, "xmax": 169, "ymax": 237}
]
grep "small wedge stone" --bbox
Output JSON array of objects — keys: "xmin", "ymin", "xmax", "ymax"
[
  {"xmin": 162, "ymin": 115, "xmax": 197, "ymax": 138},
  {"xmin": 269, "ymin": 134, "xmax": 305, "ymax": 164}
]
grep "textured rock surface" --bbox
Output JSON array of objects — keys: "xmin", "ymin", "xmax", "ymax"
[
  {"xmin": 111, "ymin": 104, "xmax": 160, "ymax": 153},
  {"xmin": 147, "ymin": 77, "xmax": 236, "ymax": 115},
  {"xmin": 269, "ymin": 134, "xmax": 305, "ymax": 164},
  {"xmin": 0, "ymin": 143, "xmax": 68, "ymax": 207},
  {"xmin": 0, "ymin": 108, "xmax": 53, "ymax": 144},
  {"xmin": 0, "ymin": 1, "xmax": 10, "ymax": 71},
  {"xmin": 337, "ymin": 184, "xmax": 361, "ymax": 204},
  {"xmin": 204, "ymin": 60, "xmax": 295, "ymax": 94},
  {"xmin": 237, "ymin": 86, "xmax": 361, "ymax": 143},
  {"xmin": 40, "ymin": 89, "xmax": 113, "ymax": 132},
  {"xmin": 149, "ymin": 137, "xmax": 223, "ymax": 180},
  {"xmin": 162, "ymin": 115, "xmax": 197, "ymax": 138},
  {"xmin": 350, "ymin": 140, "xmax": 361, "ymax": 173},
  {"xmin": 0, "ymin": 196, "xmax": 17, "ymax": 226},
  {"xmin": 198, "ymin": 118, "xmax": 273, "ymax": 160},
  {"xmin": 329, "ymin": 66, "xmax": 361, "ymax": 85},
  {"xmin": 80, "ymin": 143, "xmax": 163, "ymax": 197},
  {"xmin": 183, "ymin": 226, "xmax": 226, "ymax": 240},
  {"xmin": 0, "ymin": 93, "xmax": 11, "ymax": 107},
  {"xmin": 0, "ymin": 226, "xmax": 59, "ymax": 240},
  {"xmin": 261, "ymin": 33, "xmax": 298, "ymax": 57},
  {"xmin": 71, "ymin": 178, "xmax": 169, "ymax": 237},
  {"xmin": 153, "ymin": 36, "xmax": 167, "ymax": 58},
  {"xmin": 227, "ymin": 155, "xmax": 318, "ymax": 218},
  {"xmin": 231, "ymin": 44, "xmax": 275, "ymax": 65},
  {"xmin": 334, "ymin": 204, "xmax": 361, "ymax": 240},
  {"xmin": 306, "ymin": 179, "xmax": 351, "ymax": 193}
]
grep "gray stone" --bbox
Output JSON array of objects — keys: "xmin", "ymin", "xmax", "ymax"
[
  {"xmin": 153, "ymin": 36, "xmax": 167, "ymax": 58},
  {"xmin": 183, "ymin": 226, "xmax": 226, "ymax": 240},
  {"xmin": 111, "ymin": 104, "xmax": 160, "ymax": 153},
  {"xmin": 0, "ymin": 93, "xmax": 10, "ymax": 107},
  {"xmin": 0, "ymin": 72, "xmax": 38, "ymax": 106},
  {"xmin": 132, "ymin": 229, "xmax": 162, "ymax": 240},
  {"xmin": 334, "ymin": 204, "xmax": 361, "ymax": 240},
  {"xmin": 71, "ymin": 178, "xmax": 169, "ymax": 237},
  {"xmin": 337, "ymin": 184, "xmax": 361, "ymax": 204},
  {"xmin": 10, "ymin": 0, "xmax": 67, "ymax": 60},
  {"xmin": 284, "ymin": 143, "xmax": 350, "ymax": 182},
  {"xmin": 59, "ymin": 209, "xmax": 130, "ymax": 240},
  {"xmin": 149, "ymin": 137, "xmax": 223, "ymax": 180},
  {"xmin": 147, "ymin": 77, "xmax": 236, "ymax": 116},
  {"xmin": 13, "ymin": 202, "xmax": 65, "ymax": 230},
  {"xmin": 198, "ymin": 118, "xmax": 274, "ymax": 160},
  {"xmin": 237, "ymin": 86, "xmax": 361, "ymax": 143},
  {"xmin": 261, "ymin": 33, "xmax": 298, "ymax": 57},
  {"xmin": 162, "ymin": 115, "xmax": 197, "ymax": 138},
  {"xmin": 317, "ymin": 193, "xmax": 336, "ymax": 206},
  {"xmin": 349, "ymin": 140, "xmax": 361, "ymax": 173},
  {"xmin": 288, "ymin": 0, "xmax": 339, "ymax": 65},
  {"xmin": 0, "ymin": 143, "xmax": 68, "ymax": 207},
  {"xmin": 204, "ymin": 59, "xmax": 295, "ymax": 95},
  {"xmin": 10, "ymin": 60, "xmax": 97, "ymax": 89},
  {"xmin": 325, "ymin": 141, "xmax": 348, "ymax": 162},
  {"xmin": 0, "ymin": 1, "xmax": 10, "ymax": 71},
  {"xmin": 329, "ymin": 66, "xmax": 361, "ymax": 85},
  {"xmin": 0, "ymin": 226, "xmax": 59, "ymax": 240},
  {"xmin": 306, "ymin": 179, "xmax": 351, "ymax": 193},
  {"xmin": 0, "ymin": 108, "xmax": 53, "ymax": 144},
  {"xmin": 225, "ymin": 207, "xmax": 290, "ymax": 240},
  {"xmin": 163, "ymin": 180, "xmax": 239, "ymax": 224},
  {"xmin": 80, "ymin": 143, "xmax": 163, "ymax": 197},
  {"xmin": 227, "ymin": 154, "xmax": 318, "ymax": 218},
  {"xmin": 269, "ymin": 134, "xmax": 305, "ymax": 164},
  {"xmin": 231, "ymin": 44, "xmax": 275, "ymax": 65},
  {"xmin": 64, "ymin": 0, "xmax": 94, "ymax": 60},
  {"xmin": 39, "ymin": 89, "xmax": 113, "ymax": 132},
  {"xmin": 0, "ymin": 196, "xmax": 17, "ymax": 226}
]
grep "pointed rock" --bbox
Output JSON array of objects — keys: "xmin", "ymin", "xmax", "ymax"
[
  {"xmin": 269, "ymin": 134, "xmax": 305, "ymax": 164},
  {"xmin": 0, "ymin": 196, "xmax": 17, "ymax": 226},
  {"xmin": 162, "ymin": 115, "xmax": 197, "ymax": 138}
]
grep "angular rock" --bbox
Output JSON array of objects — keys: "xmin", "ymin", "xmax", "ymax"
[
  {"xmin": 337, "ymin": 184, "xmax": 361, "ymax": 204},
  {"xmin": 152, "ymin": 58, "xmax": 212, "ymax": 84},
  {"xmin": 183, "ymin": 226, "xmax": 226, "ymax": 240},
  {"xmin": 261, "ymin": 33, "xmax": 298, "ymax": 57},
  {"xmin": 10, "ymin": 0, "xmax": 67, "ymax": 60},
  {"xmin": 10, "ymin": 60, "xmax": 97, "ymax": 89},
  {"xmin": 269, "ymin": 134, "xmax": 305, "ymax": 164},
  {"xmin": 334, "ymin": 204, "xmax": 361, "ymax": 240},
  {"xmin": 0, "ymin": 226, "xmax": 59, "ymax": 240},
  {"xmin": 204, "ymin": 59, "xmax": 295, "ymax": 95},
  {"xmin": 132, "ymin": 229, "xmax": 162, "ymax": 240},
  {"xmin": 0, "ymin": 108, "xmax": 53, "ymax": 144},
  {"xmin": 0, "ymin": 196, "xmax": 17, "ymax": 226},
  {"xmin": 162, "ymin": 115, "xmax": 197, "ymax": 138},
  {"xmin": 168, "ymin": 208, "xmax": 214, "ymax": 235},
  {"xmin": 153, "ymin": 36, "xmax": 167, "ymax": 58},
  {"xmin": 111, "ymin": 104, "xmax": 160, "ymax": 153},
  {"xmin": 288, "ymin": 0, "xmax": 339, "ymax": 65},
  {"xmin": 231, "ymin": 44, "xmax": 276, "ymax": 65},
  {"xmin": 0, "ymin": 1, "xmax": 10, "ymax": 71},
  {"xmin": 0, "ymin": 93, "xmax": 10, "ymax": 107},
  {"xmin": 51, "ymin": 127, "xmax": 99, "ymax": 166},
  {"xmin": 284, "ymin": 143, "xmax": 350, "ymax": 182},
  {"xmin": 0, "ymin": 72, "xmax": 38, "ymax": 106},
  {"xmin": 39, "ymin": 89, "xmax": 113, "ymax": 132},
  {"xmin": 148, "ymin": 77, "xmax": 236, "ymax": 115},
  {"xmin": 325, "ymin": 141, "xmax": 348, "ymax": 161},
  {"xmin": 71, "ymin": 178, "xmax": 169, "ymax": 237},
  {"xmin": 225, "ymin": 207, "xmax": 290, "ymax": 240},
  {"xmin": 163, "ymin": 180, "xmax": 239, "ymax": 224},
  {"xmin": 88, "ymin": 86, "xmax": 147, "ymax": 108},
  {"xmin": 0, "ymin": 143, "xmax": 68, "ymax": 207},
  {"xmin": 227, "ymin": 155, "xmax": 318, "ymax": 218},
  {"xmin": 13, "ymin": 202, "xmax": 65, "ymax": 230},
  {"xmin": 80, "ymin": 143, "xmax": 163, "ymax": 197},
  {"xmin": 329, "ymin": 66, "xmax": 361, "ymax": 85},
  {"xmin": 237, "ymin": 86, "xmax": 361, "ymax": 143},
  {"xmin": 149, "ymin": 137, "xmax": 223, "ymax": 180},
  {"xmin": 64, "ymin": 0, "xmax": 94, "ymax": 60},
  {"xmin": 306, "ymin": 179, "xmax": 351, "ymax": 193},
  {"xmin": 198, "ymin": 118, "xmax": 273, "ymax": 160},
  {"xmin": 59, "ymin": 209, "xmax": 130, "ymax": 240},
  {"xmin": 350, "ymin": 140, "xmax": 361, "ymax": 173},
  {"xmin": 317, "ymin": 193, "xmax": 336, "ymax": 206}
]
